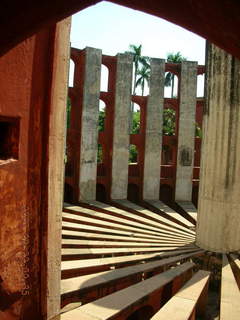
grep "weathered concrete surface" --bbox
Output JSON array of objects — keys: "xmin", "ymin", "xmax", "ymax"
[
  {"xmin": 111, "ymin": 54, "xmax": 133, "ymax": 199},
  {"xmin": 79, "ymin": 47, "xmax": 102, "ymax": 201},
  {"xmin": 146, "ymin": 200, "xmax": 195, "ymax": 229},
  {"xmin": 45, "ymin": 18, "xmax": 71, "ymax": 319},
  {"xmin": 176, "ymin": 201, "xmax": 197, "ymax": 223},
  {"xmin": 196, "ymin": 44, "xmax": 240, "ymax": 252},
  {"xmin": 143, "ymin": 58, "xmax": 165, "ymax": 200},
  {"xmin": 175, "ymin": 61, "xmax": 197, "ymax": 201}
]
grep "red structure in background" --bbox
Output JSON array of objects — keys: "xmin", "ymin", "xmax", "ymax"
[{"xmin": 65, "ymin": 48, "xmax": 205, "ymax": 206}]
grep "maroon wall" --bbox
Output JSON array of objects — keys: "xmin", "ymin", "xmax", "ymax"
[
  {"xmin": 0, "ymin": 27, "xmax": 57, "ymax": 320},
  {"xmin": 0, "ymin": 1, "xmax": 240, "ymax": 61}
]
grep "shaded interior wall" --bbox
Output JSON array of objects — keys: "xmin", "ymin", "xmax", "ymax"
[{"xmin": 0, "ymin": 26, "xmax": 61, "ymax": 320}]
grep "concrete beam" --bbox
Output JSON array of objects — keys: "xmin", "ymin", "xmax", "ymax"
[
  {"xmin": 143, "ymin": 58, "xmax": 165, "ymax": 200},
  {"xmin": 175, "ymin": 61, "xmax": 198, "ymax": 201},
  {"xmin": 79, "ymin": 47, "xmax": 102, "ymax": 201},
  {"xmin": 111, "ymin": 53, "xmax": 133, "ymax": 199}
]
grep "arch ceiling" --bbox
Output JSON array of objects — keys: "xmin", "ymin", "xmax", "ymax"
[{"xmin": 1, "ymin": 0, "xmax": 240, "ymax": 58}]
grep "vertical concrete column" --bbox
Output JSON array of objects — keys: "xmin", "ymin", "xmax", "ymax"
[
  {"xmin": 143, "ymin": 58, "xmax": 165, "ymax": 199},
  {"xmin": 175, "ymin": 61, "xmax": 198, "ymax": 201},
  {"xmin": 196, "ymin": 44, "xmax": 240, "ymax": 252},
  {"xmin": 79, "ymin": 47, "xmax": 102, "ymax": 201},
  {"xmin": 111, "ymin": 53, "xmax": 133, "ymax": 199},
  {"xmin": 47, "ymin": 19, "xmax": 71, "ymax": 319}
]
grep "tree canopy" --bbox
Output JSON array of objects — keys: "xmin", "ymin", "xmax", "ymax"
[
  {"xmin": 136, "ymin": 64, "xmax": 150, "ymax": 96},
  {"xmin": 165, "ymin": 52, "xmax": 187, "ymax": 98},
  {"xmin": 98, "ymin": 110, "xmax": 105, "ymax": 132},
  {"xmin": 125, "ymin": 44, "xmax": 150, "ymax": 96}
]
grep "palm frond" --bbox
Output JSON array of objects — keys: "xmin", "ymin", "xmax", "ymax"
[
  {"xmin": 139, "ymin": 56, "xmax": 150, "ymax": 68},
  {"xmin": 166, "ymin": 51, "xmax": 187, "ymax": 63},
  {"xmin": 135, "ymin": 77, "xmax": 142, "ymax": 87},
  {"xmin": 165, "ymin": 72, "xmax": 173, "ymax": 87}
]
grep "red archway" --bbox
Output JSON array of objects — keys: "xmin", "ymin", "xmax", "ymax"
[{"xmin": 1, "ymin": 1, "xmax": 240, "ymax": 58}]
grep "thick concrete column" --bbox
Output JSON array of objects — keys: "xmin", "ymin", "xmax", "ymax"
[
  {"xmin": 143, "ymin": 58, "xmax": 165, "ymax": 199},
  {"xmin": 175, "ymin": 61, "xmax": 198, "ymax": 201},
  {"xmin": 196, "ymin": 44, "xmax": 240, "ymax": 252},
  {"xmin": 79, "ymin": 47, "xmax": 101, "ymax": 201},
  {"xmin": 47, "ymin": 18, "xmax": 71, "ymax": 318},
  {"xmin": 111, "ymin": 54, "xmax": 133, "ymax": 199}
]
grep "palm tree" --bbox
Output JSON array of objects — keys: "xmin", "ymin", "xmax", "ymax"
[
  {"xmin": 136, "ymin": 64, "xmax": 150, "ymax": 96},
  {"xmin": 125, "ymin": 44, "xmax": 150, "ymax": 132},
  {"xmin": 126, "ymin": 44, "xmax": 150, "ymax": 95},
  {"xmin": 165, "ymin": 52, "xmax": 187, "ymax": 98}
]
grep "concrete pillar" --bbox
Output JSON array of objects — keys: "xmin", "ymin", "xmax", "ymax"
[
  {"xmin": 111, "ymin": 54, "xmax": 133, "ymax": 199},
  {"xmin": 143, "ymin": 58, "xmax": 165, "ymax": 200},
  {"xmin": 79, "ymin": 47, "xmax": 102, "ymax": 201},
  {"xmin": 47, "ymin": 19, "xmax": 71, "ymax": 318},
  {"xmin": 175, "ymin": 61, "xmax": 198, "ymax": 201},
  {"xmin": 196, "ymin": 43, "xmax": 240, "ymax": 252}
]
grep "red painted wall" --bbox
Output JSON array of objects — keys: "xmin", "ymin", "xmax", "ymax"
[{"xmin": 0, "ymin": 27, "xmax": 57, "ymax": 320}]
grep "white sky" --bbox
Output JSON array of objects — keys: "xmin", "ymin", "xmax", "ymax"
[{"xmin": 70, "ymin": 1, "xmax": 206, "ymax": 97}]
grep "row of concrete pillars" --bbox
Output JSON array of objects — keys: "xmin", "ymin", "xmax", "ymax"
[
  {"xmin": 67, "ymin": 45, "xmax": 240, "ymax": 253},
  {"xmin": 68, "ymin": 47, "xmax": 200, "ymax": 202}
]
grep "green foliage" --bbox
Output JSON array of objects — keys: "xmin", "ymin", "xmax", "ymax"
[
  {"xmin": 98, "ymin": 110, "xmax": 105, "ymax": 132},
  {"xmin": 129, "ymin": 144, "xmax": 138, "ymax": 163},
  {"xmin": 166, "ymin": 51, "xmax": 187, "ymax": 63},
  {"xmin": 162, "ymin": 108, "xmax": 202, "ymax": 137},
  {"xmin": 98, "ymin": 110, "xmax": 105, "ymax": 163},
  {"xmin": 136, "ymin": 64, "xmax": 150, "ymax": 96},
  {"xmin": 163, "ymin": 108, "xmax": 176, "ymax": 135},
  {"xmin": 165, "ymin": 52, "xmax": 187, "ymax": 97},
  {"xmin": 126, "ymin": 44, "xmax": 150, "ymax": 96},
  {"xmin": 195, "ymin": 123, "xmax": 202, "ymax": 138},
  {"xmin": 131, "ymin": 111, "xmax": 140, "ymax": 134},
  {"xmin": 96, "ymin": 108, "xmax": 201, "ymax": 165},
  {"xmin": 97, "ymin": 110, "xmax": 141, "ymax": 161},
  {"xmin": 164, "ymin": 72, "xmax": 172, "ymax": 87}
]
